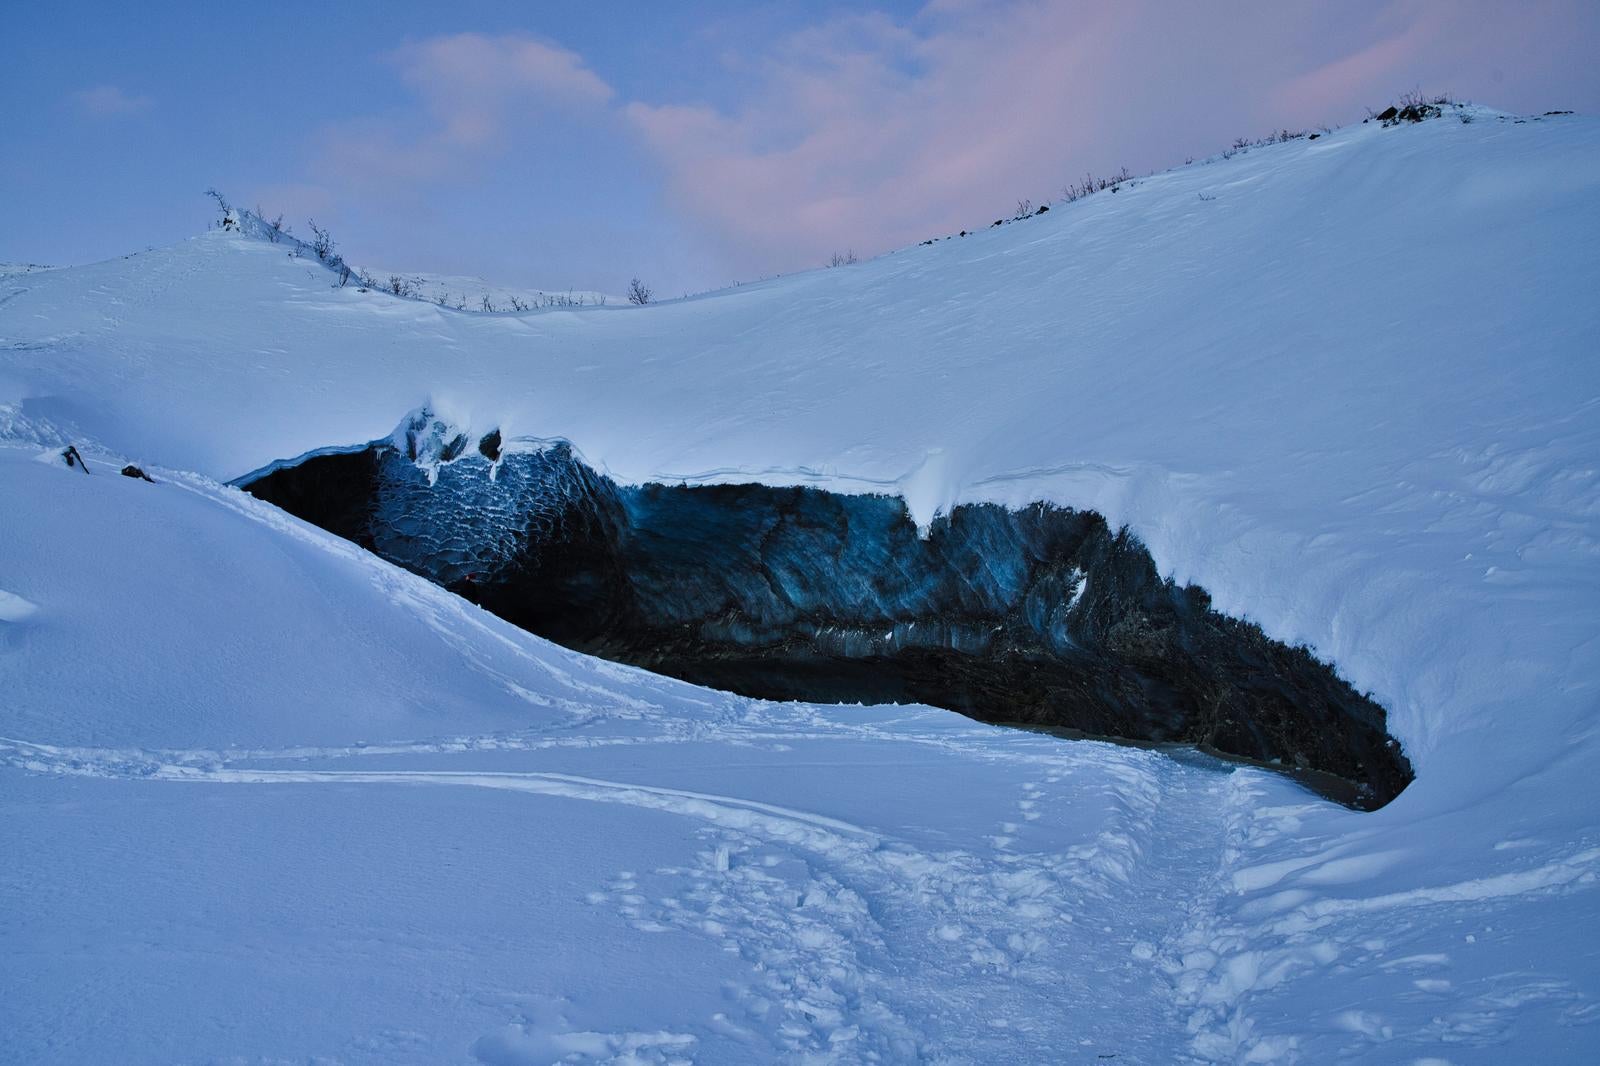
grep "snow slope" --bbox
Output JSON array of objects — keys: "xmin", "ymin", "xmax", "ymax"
[
  {"xmin": 346, "ymin": 266, "xmax": 615, "ymax": 312},
  {"xmin": 3, "ymin": 106, "xmax": 1599, "ymax": 1062},
  {"xmin": 0, "ymin": 444, "xmax": 1253, "ymax": 1063}
]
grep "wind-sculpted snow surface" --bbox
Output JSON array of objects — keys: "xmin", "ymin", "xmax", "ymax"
[
  {"xmin": 3, "ymin": 444, "xmax": 1597, "ymax": 1063},
  {"xmin": 4, "ymin": 107, "xmax": 1600, "ymax": 1062},
  {"xmin": 244, "ymin": 428, "xmax": 1412, "ymax": 806}
]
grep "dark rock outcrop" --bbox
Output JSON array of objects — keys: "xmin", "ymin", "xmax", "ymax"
[{"xmin": 244, "ymin": 442, "xmax": 1413, "ymax": 808}]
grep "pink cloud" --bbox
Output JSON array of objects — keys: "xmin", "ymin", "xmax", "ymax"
[
  {"xmin": 316, "ymin": 33, "xmax": 613, "ymax": 186},
  {"xmin": 1275, "ymin": 0, "xmax": 1600, "ymax": 119},
  {"xmin": 284, "ymin": 6, "xmax": 1600, "ymax": 283},
  {"xmin": 1273, "ymin": 1, "xmax": 1473, "ymax": 118},
  {"xmin": 394, "ymin": 32, "xmax": 613, "ymax": 113},
  {"xmin": 625, "ymin": 2, "xmax": 1140, "ymax": 272},
  {"xmin": 622, "ymin": 0, "xmax": 1600, "ymax": 276}
]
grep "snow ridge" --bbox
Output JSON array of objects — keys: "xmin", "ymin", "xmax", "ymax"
[{"xmin": 3, "ymin": 106, "xmax": 1599, "ymax": 1062}]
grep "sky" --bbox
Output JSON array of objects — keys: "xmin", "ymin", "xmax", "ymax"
[{"xmin": 3, "ymin": 0, "xmax": 1598, "ymax": 295}]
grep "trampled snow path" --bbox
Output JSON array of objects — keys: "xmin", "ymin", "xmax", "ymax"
[
  {"xmin": 4, "ymin": 443, "xmax": 1598, "ymax": 1061},
  {"xmin": 11, "ymin": 712, "xmax": 1595, "ymax": 1062},
  {"xmin": 6, "ymin": 108, "xmax": 1600, "ymax": 1061},
  {"xmin": 2, "ymin": 724, "xmax": 1235, "ymax": 1061}
]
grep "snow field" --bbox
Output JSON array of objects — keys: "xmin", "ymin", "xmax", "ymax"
[{"xmin": 4, "ymin": 106, "xmax": 1600, "ymax": 1061}]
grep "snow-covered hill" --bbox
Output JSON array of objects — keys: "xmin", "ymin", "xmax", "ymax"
[
  {"xmin": 3, "ymin": 106, "xmax": 1599, "ymax": 1062},
  {"xmin": 344, "ymin": 266, "xmax": 615, "ymax": 313},
  {"xmin": 0, "ymin": 262, "xmax": 55, "ymax": 278}
]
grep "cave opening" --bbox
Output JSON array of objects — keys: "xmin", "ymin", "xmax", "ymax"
[{"xmin": 242, "ymin": 428, "xmax": 1413, "ymax": 810}]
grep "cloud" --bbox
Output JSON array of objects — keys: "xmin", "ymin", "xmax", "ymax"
[
  {"xmin": 288, "ymin": 5, "xmax": 1600, "ymax": 284},
  {"xmin": 1275, "ymin": 0, "xmax": 1600, "ymax": 118},
  {"xmin": 1277, "ymin": 19, "xmax": 1433, "ymax": 117},
  {"xmin": 394, "ymin": 32, "xmax": 614, "ymax": 118},
  {"xmin": 624, "ymin": 2, "xmax": 1143, "ymax": 272},
  {"xmin": 316, "ymin": 33, "xmax": 613, "ymax": 186},
  {"xmin": 621, "ymin": 0, "xmax": 1600, "ymax": 275},
  {"xmin": 71, "ymin": 85, "xmax": 152, "ymax": 117},
  {"xmin": 1272, "ymin": 1, "xmax": 1486, "ymax": 118}
]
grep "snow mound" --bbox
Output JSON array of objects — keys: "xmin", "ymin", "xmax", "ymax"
[{"xmin": 3, "ymin": 107, "xmax": 1599, "ymax": 1062}]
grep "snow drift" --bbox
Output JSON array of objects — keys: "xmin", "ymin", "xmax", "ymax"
[{"xmin": 3, "ymin": 104, "xmax": 1599, "ymax": 1062}]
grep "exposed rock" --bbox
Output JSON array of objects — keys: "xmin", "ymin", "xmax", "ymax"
[
  {"xmin": 244, "ymin": 443, "xmax": 1415, "ymax": 808},
  {"xmin": 1384, "ymin": 102, "xmax": 1442, "ymax": 127}
]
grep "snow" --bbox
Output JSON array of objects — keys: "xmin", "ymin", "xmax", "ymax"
[
  {"xmin": 3, "ymin": 106, "xmax": 1600, "ymax": 1061},
  {"xmin": 0, "ymin": 263, "xmax": 55, "ymax": 278},
  {"xmin": 0, "ymin": 588, "xmax": 40, "ymax": 622},
  {"xmin": 350, "ymin": 266, "xmax": 615, "ymax": 313}
]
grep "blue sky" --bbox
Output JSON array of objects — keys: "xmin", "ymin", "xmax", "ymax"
[{"xmin": 4, "ymin": 1, "xmax": 1598, "ymax": 294}]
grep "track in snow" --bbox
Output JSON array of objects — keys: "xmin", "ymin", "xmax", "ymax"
[{"xmin": 3, "ymin": 723, "xmax": 1239, "ymax": 1062}]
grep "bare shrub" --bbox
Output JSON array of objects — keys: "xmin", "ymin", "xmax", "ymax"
[
  {"xmin": 257, "ymin": 207, "xmax": 288, "ymax": 242},
  {"xmin": 1060, "ymin": 167, "xmax": 1134, "ymax": 204},
  {"xmin": 628, "ymin": 277, "xmax": 653, "ymax": 305},
  {"xmin": 308, "ymin": 220, "xmax": 336, "ymax": 262},
  {"xmin": 1399, "ymin": 89, "xmax": 1455, "ymax": 110},
  {"xmin": 205, "ymin": 188, "xmax": 235, "ymax": 230}
]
